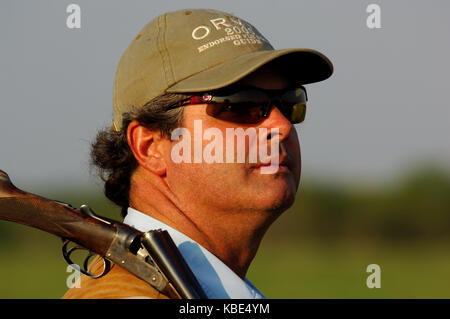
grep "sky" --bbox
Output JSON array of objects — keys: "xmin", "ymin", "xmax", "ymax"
[{"xmin": 1, "ymin": 0, "xmax": 449, "ymax": 189}]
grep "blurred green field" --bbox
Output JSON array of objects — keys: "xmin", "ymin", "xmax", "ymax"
[
  {"xmin": 1, "ymin": 163, "xmax": 449, "ymax": 298},
  {"xmin": 250, "ymin": 239, "xmax": 450, "ymax": 299}
]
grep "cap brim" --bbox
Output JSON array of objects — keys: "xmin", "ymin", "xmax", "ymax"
[{"xmin": 166, "ymin": 48, "xmax": 333, "ymax": 93}]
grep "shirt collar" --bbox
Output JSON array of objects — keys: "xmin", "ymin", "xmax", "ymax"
[{"xmin": 123, "ymin": 207, "xmax": 265, "ymax": 299}]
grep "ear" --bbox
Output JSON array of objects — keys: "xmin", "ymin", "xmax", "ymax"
[{"xmin": 127, "ymin": 120, "xmax": 167, "ymax": 176}]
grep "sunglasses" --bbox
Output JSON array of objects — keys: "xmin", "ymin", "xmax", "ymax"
[{"xmin": 167, "ymin": 85, "xmax": 308, "ymax": 124}]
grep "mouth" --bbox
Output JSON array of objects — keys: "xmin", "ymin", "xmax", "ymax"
[{"xmin": 250, "ymin": 155, "xmax": 291, "ymax": 173}]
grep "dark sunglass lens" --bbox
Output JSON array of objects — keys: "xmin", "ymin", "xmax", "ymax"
[
  {"xmin": 281, "ymin": 87, "xmax": 307, "ymax": 104},
  {"xmin": 204, "ymin": 87, "xmax": 307, "ymax": 124},
  {"xmin": 279, "ymin": 87, "xmax": 307, "ymax": 123},
  {"xmin": 289, "ymin": 103, "xmax": 306, "ymax": 123},
  {"xmin": 207, "ymin": 102, "xmax": 267, "ymax": 124},
  {"xmin": 206, "ymin": 90, "xmax": 270, "ymax": 124}
]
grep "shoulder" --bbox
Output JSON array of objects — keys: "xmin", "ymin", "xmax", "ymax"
[{"xmin": 61, "ymin": 256, "xmax": 170, "ymax": 299}]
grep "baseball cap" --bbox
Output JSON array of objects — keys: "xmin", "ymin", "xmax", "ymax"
[{"xmin": 112, "ymin": 8, "xmax": 333, "ymax": 131}]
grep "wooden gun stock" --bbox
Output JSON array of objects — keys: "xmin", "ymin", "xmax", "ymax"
[{"xmin": 0, "ymin": 170, "xmax": 116, "ymax": 257}]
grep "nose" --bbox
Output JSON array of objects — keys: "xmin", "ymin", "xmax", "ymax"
[{"xmin": 263, "ymin": 104, "xmax": 293, "ymax": 141}]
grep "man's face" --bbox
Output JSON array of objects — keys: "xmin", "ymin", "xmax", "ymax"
[{"xmin": 163, "ymin": 66, "xmax": 301, "ymax": 216}]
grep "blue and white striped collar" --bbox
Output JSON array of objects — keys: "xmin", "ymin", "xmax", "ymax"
[{"xmin": 123, "ymin": 207, "xmax": 266, "ymax": 299}]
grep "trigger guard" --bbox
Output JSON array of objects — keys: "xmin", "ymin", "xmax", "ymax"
[{"xmin": 62, "ymin": 239, "xmax": 112, "ymax": 279}]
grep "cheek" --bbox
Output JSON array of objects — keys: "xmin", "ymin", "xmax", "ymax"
[
  {"xmin": 287, "ymin": 129, "xmax": 302, "ymax": 184},
  {"xmin": 164, "ymin": 161, "xmax": 200, "ymax": 205},
  {"xmin": 166, "ymin": 160, "xmax": 247, "ymax": 212}
]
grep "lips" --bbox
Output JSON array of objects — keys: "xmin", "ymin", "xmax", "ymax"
[{"xmin": 251, "ymin": 154, "xmax": 291, "ymax": 170}]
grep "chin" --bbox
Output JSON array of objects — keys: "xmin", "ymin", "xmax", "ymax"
[
  {"xmin": 257, "ymin": 180, "xmax": 298, "ymax": 214},
  {"xmin": 271, "ymin": 192, "xmax": 296, "ymax": 213}
]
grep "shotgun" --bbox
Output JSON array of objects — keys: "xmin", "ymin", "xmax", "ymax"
[{"xmin": 0, "ymin": 170, "xmax": 207, "ymax": 299}]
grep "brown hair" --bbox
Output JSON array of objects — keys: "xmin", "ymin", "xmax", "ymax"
[{"xmin": 90, "ymin": 93, "xmax": 189, "ymax": 217}]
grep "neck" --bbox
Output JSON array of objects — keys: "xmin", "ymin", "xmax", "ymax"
[{"xmin": 128, "ymin": 168, "xmax": 277, "ymax": 279}]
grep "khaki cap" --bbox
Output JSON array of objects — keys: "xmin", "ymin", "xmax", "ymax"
[{"xmin": 112, "ymin": 8, "xmax": 333, "ymax": 131}]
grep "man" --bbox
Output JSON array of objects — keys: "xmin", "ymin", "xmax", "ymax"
[{"xmin": 63, "ymin": 8, "xmax": 333, "ymax": 299}]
